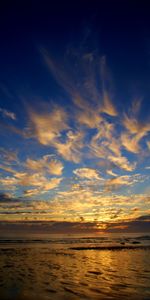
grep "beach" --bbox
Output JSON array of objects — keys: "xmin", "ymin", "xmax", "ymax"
[{"xmin": 0, "ymin": 233, "xmax": 150, "ymax": 300}]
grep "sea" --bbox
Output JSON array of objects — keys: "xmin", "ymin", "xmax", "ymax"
[{"xmin": 0, "ymin": 232, "xmax": 150, "ymax": 300}]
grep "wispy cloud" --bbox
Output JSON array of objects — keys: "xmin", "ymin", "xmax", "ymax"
[
  {"xmin": 42, "ymin": 47, "xmax": 117, "ymax": 120},
  {"xmin": 106, "ymin": 170, "xmax": 117, "ymax": 177},
  {"xmin": 121, "ymin": 111, "xmax": 150, "ymax": 153},
  {"xmin": 19, "ymin": 171, "xmax": 61, "ymax": 189},
  {"xmin": 147, "ymin": 141, "xmax": 150, "ymax": 150},
  {"xmin": 108, "ymin": 155, "xmax": 136, "ymax": 171},
  {"xmin": 73, "ymin": 167, "xmax": 101, "ymax": 180},
  {"xmin": 0, "ymin": 152, "xmax": 63, "ymax": 196},
  {"xmin": 105, "ymin": 174, "xmax": 142, "ymax": 191},
  {"xmin": 0, "ymin": 148, "xmax": 18, "ymax": 162},
  {"xmin": 0, "ymin": 107, "xmax": 16, "ymax": 120},
  {"xmin": 27, "ymin": 103, "xmax": 85, "ymax": 163},
  {"xmin": 0, "ymin": 176, "xmax": 18, "ymax": 190},
  {"xmin": 121, "ymin": 132, "xmax": 142, "ymax": 153},
  {"xmin": 101, "ymin": 91, "xmax": 117, "ymax": 116},
  {"xmin": 28, "ymin": 104, "xmax": 68, "ymax": 145},
  {"xmin": 0, "ymin": 164, "xmax": 16, "ymax": 174},
  {"xmin": 25, "ymin": 155, "xmax": 64, "ymax": 176},
  {"xmin": 54, "ymin": 130, "xmax": 84, "ymax": 163},
  {"xmin": 74, "ymin": 96, "xmax": 103, "ymax": 129}
]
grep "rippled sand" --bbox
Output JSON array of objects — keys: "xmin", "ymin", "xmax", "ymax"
[{"xmin": 0, "ymin": 234, "xmax": 150, "ymax": 300}]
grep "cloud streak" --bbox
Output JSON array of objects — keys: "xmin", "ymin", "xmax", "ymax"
[
  {"xmin": 73, "ymin": 167, "xmax": 101, "ymax": 180},
  {"xmin": 0, "ymin": 107, "xmax": 16, "ymax": 120}
]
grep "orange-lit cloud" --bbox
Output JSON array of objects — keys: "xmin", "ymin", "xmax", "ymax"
[
  {"xmin": 0, "ymin": 170, "xmax": 62, "ymax": 195},
  {"xmin": 53, "ymin": 130, "xmax": 84, "ymax": 163},
  {"xmin": 108, "ymin": 155, "xmax": 136, "ymax": 171},
  {"xmin": 121, "ymin": 113, "xmax": 150, "ymax": 153},
  {"xmin": 101, "ymin": 91, "xmax": 117, "ymax": 116},
  {"xmin": 74, "ymin": 96, "xmax": 103, "ymax": 128},
  {"xmin": 106, "ymin": 169, "xmax": 117, "ymax": 177},
  {"xmin": 105, "ymin": 174, "xmax": 142, "ymax": 191},
  {"xmin": 28, "ymin": 104, "xmax": 68, "ymax": 145},
  {"xmin": 73, "ymin": 167, "xmax": 101, "ymax": 180},
  {"xmin": 25, "ymin": 155, "xmax": 64, "ymax": 176},
  {"xmin": 0, "ymin": 177, "xmax": 18, "ymax": 189}
]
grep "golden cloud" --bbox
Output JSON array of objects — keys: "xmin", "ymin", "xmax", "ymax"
[
  {"xmin": 28, "ymin": 105, "xmax": 68, "ymax": 145},
  {"xmin": 108, "ymin": 155, "xmax": 136, "ymax": 171},
  {"xmin": 0, "ymin": 171, "xmax": 62, "ymax": 195},
  {"xmin": 26, "ymin": 155, "xmax": 64, "ymax": 176},
  {"xmin": 54, "ymin": 130, "xmax": 84, "ymax": 163},
  {"xmin": 101, "ymin": 91, "xmax": 117, "ymax": 116},
  {"xmin": 73, "ymin": 167, "xmax": 101, "ymax": 180},
  {"xmin": 106, "ymin": 170, "xmax": 117, "ymax": 177}
]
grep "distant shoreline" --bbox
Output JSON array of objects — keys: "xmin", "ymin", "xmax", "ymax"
[{"xmin": 70, "ymin": 245, "xmax": 150, "ymax": 251}]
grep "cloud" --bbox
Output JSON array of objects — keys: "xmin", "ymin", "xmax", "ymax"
[
  {"xmin": 46, "ymin": 159, "xmax": 63, "ymax": 175},
  {"xmin": 0, "ymin": 171, "xmax": 62, "ymax": 195},
  {"xmin": 26, "ymin": 155, "xmax": 64, "ymax": 176},
  {"xmin": 0, "ymin": 164, "xmax": 16, "ymax": 174},
  {"xmin": 0, "ymin": 193, "xmax": 15, "ymax": 202},
  {"xmin": 101, "ymin": 91, "xmax": 117, "ymax": 116},
  {"xmin": 130, "ymin": 98, "xmax": 142, "ymax": 115},
  {"xmin": 123, "ymin": 114, "xmax": 142, "ymax": 134},
  {"xmin": 0, "ymin": 152, "xmax": 63, "ymax": 197},
  {"xmin": 41, "ymin": 48, "xmax": 75, "ymax": 96},
  {"xmin": 41, "ymin": 48, "xmax": 147, "ymax": 173},
  {"xmin": 121, "ymin": 114, "xmax": 150, "ymax": 153},
  {"xmin": 28, "ymin": 104, "xmax": 68, "ymax": 145},
  {"xmin": 120, "ymin": 105, "xmax": 150, "ymax": 154},
  {"xmin": 41, "ymin": 47, "xmax": 104, "ymax": 106},
  {"xmin": 0, "ymin": 119, "xmax": 24, "ymax": 137},
  {"xmin": 0, "ymin": 176, "xmax": 18, "ymax": 189},
  {"xmin": 0, "ymin": 148, "xmax": 18, "ymax": 162},
  {"xmin": 23, "ymin": 189, "xmax": 41, "ymax": 197},
  {"xmin": 54, "ymin": 130, "xmax": 84, "ymax": 163},
  {"xmin": 42, "ymin": 48, "xmax": 117, "ymax": 122},
  {"xmin": 90, "ymin": 121, "xmax": 117, "ymax": 159},
  {"xmin": 121, "ymin": 132, "xmax": 142, "ymax": 153},
  {"xmin": 15, "ymin": 172, "xmax": 62, "ymax": 190},
  {"xmin": 89, "ymin": 119, "xmax": 137, "ymax": 172},
  {"xmin": 23, "ymin": 177, "xmax": 62, "ymax": 197},
  {"xmin": 73, "ymin": 167, "xmax": 101, "ymax": 180},
  {"xmin": 43, "ymin": 177, "xmax": 62, "ymax": 191},
  {"xmin": 105, "ymin": 175, "xmax": 140, "ymax": 191},
  {"xmin": 147, "ymin": 141, "xmax": 150, "ymax": 150},
  {"xmin": 106, "ymin": 174, "xmax": 148, "ymax": 193},
  {"xmin": 0, "ymin": 107, "xmax": 16, "ymax": 120},
  {"xmin": 108, "ymin": 155, "xmax": 136, "ymax": 171},
  {"xmin": 106, "ymin": 170, "xmax": 117, "ymax": 177},
  {"xmin": 0, "ymin": 184, "xmax": 149, "ymax": 223},
  {"xmin": 27, "ymin": 103, "xmax": 84, "ymax": 163},
  {"xmin": 75, "ymin": 96, "xmax": 103, "ymax": 128},
  {"xmin": 0, "ymin": 214, "xmax": 150, "ymax": 234}
]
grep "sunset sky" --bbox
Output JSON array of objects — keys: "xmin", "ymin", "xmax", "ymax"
[{"xmin": 0, "ymin": 1, "xmax": 150, "ymax": 234}]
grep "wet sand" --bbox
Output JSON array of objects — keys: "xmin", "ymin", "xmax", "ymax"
[{"xmin": 0, "ymin": 234, "xmax": 150, "ymax": 300}]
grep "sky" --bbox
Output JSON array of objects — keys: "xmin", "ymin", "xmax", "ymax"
[{"xmin": 0, "ymin": 0, "xmax": 150, "ymax": 234}]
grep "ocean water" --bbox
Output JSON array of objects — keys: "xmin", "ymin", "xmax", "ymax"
[{"xmin": 0, "ymin": 233, "xmax": 150, "ymax": 300}]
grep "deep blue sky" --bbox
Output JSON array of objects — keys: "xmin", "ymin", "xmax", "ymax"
[{"xmin": 1, "ymin": 0, "xmax": 150, "ymax": 107}]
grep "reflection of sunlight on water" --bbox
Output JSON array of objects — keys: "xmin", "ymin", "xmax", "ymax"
[{"xmin": 0, "ymin": 243, "xmax": 150, "ymax": 299}]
